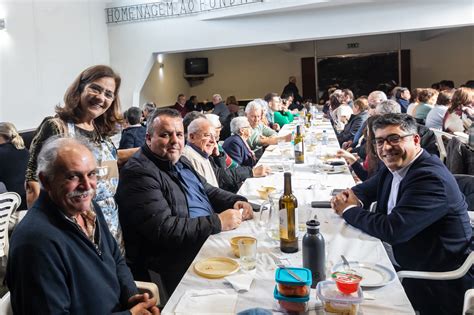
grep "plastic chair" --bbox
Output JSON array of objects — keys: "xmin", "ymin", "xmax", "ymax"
[
  {"xmin": 431, "ymin": 128, "xmax": 454, "ymax": 163},
  {"xmin": 397, "ymin": 251, "xmax": 473, "ymax": 282},
  {"xmin": 0, "ymin": 281, "xmax": 160, "ymax": 313},
  {"xmin": 0, "ymin": 292, "xmax": 13, "ymax": 315},
  {"xmin": 464, "ymin": 289, "xmax": 474, "ymax": 315},
  {"xmin": 0, "ymin": 192, "xmax": 21, "ymax": 257},
  {"xmin": 135, "ymin": 280, "xmax": 160, "ymax": 306}
]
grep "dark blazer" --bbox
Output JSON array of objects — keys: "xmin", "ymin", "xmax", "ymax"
[
  {"xmin": 118, "ymin": 125, "xmax": 146, "ymax": 149},
  {"xmin": 223, "ymin": 135, "xmax": 256, "ymax": 167},
  {"xmin": 211, "ymin": 155, "xmax": 252, "ymax": 193},
  {"xmin": 337, "ymin": 111, "xmax": 368, "ymax": 145},
  {"xmin": 344, "ymin": 150, "xmax": 472, "ymax": 315},
  {"xmin": 116, "ymin": 145, "xmax": 246, "ymax": 294}
]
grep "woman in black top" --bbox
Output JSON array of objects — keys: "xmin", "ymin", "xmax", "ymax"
[{"xmin": 0, "ymin": 122, "xmax": 29, "ymax": 210}]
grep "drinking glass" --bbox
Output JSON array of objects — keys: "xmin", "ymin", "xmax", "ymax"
[
  {"xmin": 282, "ymin": 159, "xmax": 295, "ymax": 174},
  {"xmin": 298, "ymin": 205, "xmax": 312, "ymax": 232},
  {"xmin": 319, "ymin": 171, "xmax": 329, "ymax": 189},
  {"xmin": 238, "ymin": 238, "xmax": 257, "ymax": 271},
  {"xmin": 258, "ymin": 192, "xmax": 281, "ymax": 241}
]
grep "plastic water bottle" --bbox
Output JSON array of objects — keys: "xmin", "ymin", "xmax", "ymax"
[
  {"xmin": 302, "ymin": 220, "xmax": 326, "ymax": 288},
  {"xmin": 322, "ymin": 130, "xmax": 328, "ymax": 145}
]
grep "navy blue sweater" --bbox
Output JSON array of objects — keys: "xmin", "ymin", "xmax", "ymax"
[{"xmin": 6, "ymin": 192, "xmax": 138, "ymax": 314}]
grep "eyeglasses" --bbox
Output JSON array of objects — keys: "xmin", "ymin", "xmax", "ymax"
[
  {"xmin": 198, "ymin": 132, "xmax": 215, "ymax": 139},
  {"xmin": 86, "ymin": 83, "xmax": 115, "ymax": 101},
  {"xmin": 372, "ymin": 133, "xmax": 413, "ymax": 147}
]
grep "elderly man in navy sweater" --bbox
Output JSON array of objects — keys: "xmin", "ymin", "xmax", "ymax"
[{"xmin": 6, "ymin": 137, "xmax": 159, "ymax": 315}]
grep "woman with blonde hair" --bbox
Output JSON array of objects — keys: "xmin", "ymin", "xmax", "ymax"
[
  {"xmin": 25, "ymin": 65, "xmax": 130, "ymax": 251},
  {"xmin": 0, "ymin": 122, "xmax": 30, "ymax": 210}
]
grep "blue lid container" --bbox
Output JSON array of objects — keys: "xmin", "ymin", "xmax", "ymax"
[
  {"xmin": 275, "ymin": 267, "xmax": 312, "ymax": 286},
  {"xmin": 273, "ymin": 286, "xmax": 310, "ymax": 302}
]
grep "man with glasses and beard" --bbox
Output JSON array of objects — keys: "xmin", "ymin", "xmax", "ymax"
[
  {"xmin": 331, "ymin": 114, "xmax": 472, "ymax": 315},
  {"xmin": 7, "ymin": 137, "xmax": 159, "ymax": 315}
]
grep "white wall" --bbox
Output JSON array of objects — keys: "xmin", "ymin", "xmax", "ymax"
[
  {"xmin": 108, "ymin": 0, "xmax": 474, "ymax": 108},
  {"xmin": 0, "ymin": 0, "xmax": 110, "ymax": 130},
  {"xmin": 185, "ymin": 42, "xmax": 311, "ymax": 101},
  {"xmin": 1, "ymin": 0, "xmax": 472, "ymax": 129},
  {"xmin": 140, "ymin": 52, "xmax": 188, "ymax": 107},
  {"xmin": 140, "ymin": 26, "xmax": 474, "ymax": 103},
  {"xmin": 141, "ymin": 42, "xmax": 314, "ymax": 105},
  {"xmin": 402, "ymin": 27, "xmax": 474, "ymax": 88}
]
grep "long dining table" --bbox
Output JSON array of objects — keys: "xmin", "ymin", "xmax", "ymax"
[{"xmin": 162, "ymin": 119, "xmax": 415, "ymax": 314}]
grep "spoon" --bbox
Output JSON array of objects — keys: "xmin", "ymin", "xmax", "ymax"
[{"xmin": 341, "ymin": 255, "xmax": 351, "ymax": 271}]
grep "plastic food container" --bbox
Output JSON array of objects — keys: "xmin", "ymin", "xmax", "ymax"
[
  {"xmin": 273, "ymin": 286, "xmax": 309, "ymax": 312},
  {"xmin": 331, "ymin": 271, "xmax": 362, "ymax": 294},
  {"xmin": 275, "ymin": 267, "xmax": 312, "ymax": 297},
  {"xmin": 316, "ymin": 280, "xmax": 363, "ymax": 315}
]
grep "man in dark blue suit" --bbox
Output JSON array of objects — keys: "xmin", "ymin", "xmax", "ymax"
[{"xmin": 331, "ymin": 114, "xmax": 472, "ymax": 315}]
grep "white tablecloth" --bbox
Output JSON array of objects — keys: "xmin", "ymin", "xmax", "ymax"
[{"xmin": 162, "ymin": 121, "xmax": 414, "ymax": 314}]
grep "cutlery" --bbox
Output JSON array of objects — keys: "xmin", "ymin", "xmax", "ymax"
[
  {"xmin": 276, "ymin": 264, "xmax": 304, "ymax": 282},
  {"xmin": 341, "ymin": 255, "xmax": 350, "ymax": 271}
]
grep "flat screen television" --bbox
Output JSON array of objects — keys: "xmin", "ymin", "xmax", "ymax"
[{"xmin": 185, "ymin": 58, "xmax": 208, "ymax": 75}]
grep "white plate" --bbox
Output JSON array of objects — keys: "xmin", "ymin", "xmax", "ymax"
[
  {"xmin": 331, "ymin": 261, "xmax": 396, "ymax": 287},
  {"xmin": 319, "ymin": 163, "xmax": 346, "ymax": 174},
  {"xmin": 326, "ymin": 168, "xmax": 346, "ymax": 174}
]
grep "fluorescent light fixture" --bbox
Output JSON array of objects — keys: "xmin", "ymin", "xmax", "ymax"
[{"xmin": 0, "ymin": 18, "xmax": 5, "ymax": 31}]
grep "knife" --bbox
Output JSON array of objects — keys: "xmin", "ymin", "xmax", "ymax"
[{"xmin": 277, "ymin": 264, "xmax": 304, "ymax": 282}]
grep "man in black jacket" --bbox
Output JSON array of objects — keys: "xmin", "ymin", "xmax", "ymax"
[
  {"xmin": 116, "ymin": 108, "xmax": 253, "ymax": 296},
  {"xmin": 282, "ymin": 76, "xmax": 303, "ymax": 105}
]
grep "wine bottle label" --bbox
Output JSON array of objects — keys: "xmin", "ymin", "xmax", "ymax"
[
  {"xmin": 279, "ymin": 208, "xmax": 288, "ymax": 239},
  {"xmin": 294, "ymin": 142, "xmax": 303, "ymax": 152},
  {"xmin": 295, "ymin": 207, "xmax": 299, "ymax": 236}
]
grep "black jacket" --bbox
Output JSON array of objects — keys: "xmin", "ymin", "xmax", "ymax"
[
  {"xmin": 211, "ymin": 153, "xmax": 253, "ymax": 193},
  {"xmin": 337, "ymin": 111, "xmax": 368, "ymax": 145},
  {"xmin": 116, "ymin": 145, "xmax": 246, "ymax": 293},
  {"xmin": 118, "ymin": 125, "xmax": 146, "ymax": 149}
]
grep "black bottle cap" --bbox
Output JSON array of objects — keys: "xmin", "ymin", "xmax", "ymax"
[{"xmin": 306, "ymin": 219, "xmax": 320, "ymax": 228}]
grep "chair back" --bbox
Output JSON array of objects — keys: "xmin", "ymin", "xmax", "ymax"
[
  {"xmin": 135, "ymin": 281, "xmax": 161, "ymax": 306},
  {"xmin": 463, "ymin": 289, "xmax": 474, "ymax": 315},
  {"xmin": 0, "ymin": 192, "xmax": 21, "ymax": 257},
  {"xmin": 431, "ymin": 128, "xmax": 454, "ymax": 163},
  {"xmin": 397, "ymin": 251, "xmax": 474, "ymax": 282}
]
